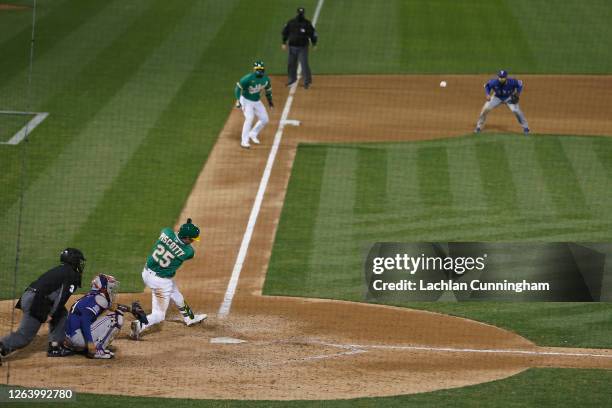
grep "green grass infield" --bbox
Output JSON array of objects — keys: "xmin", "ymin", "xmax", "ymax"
[{"xmin": 264, "ymin": 134, "xmax": 612, "ymax": 348}]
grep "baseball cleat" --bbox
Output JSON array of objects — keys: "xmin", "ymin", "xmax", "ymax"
[
  {"xmin": 47, "ymin": 345, "xmax": 74, "ymax": 357},
  {"xmin": 184, "ymin": 313, "xmax": 207, "ymax": 326},
  {"xmin": 523, "ymin": 127, "xmax": 530, "ymax": 135},
  {"xmin": 249, "ymin": 134, "xmax": 260, "ymax": 144},
  {"xmin": 474, "ymin": 127, "xmax": 481, "ymax": 134},
  {"xmin": 240, "ymin": 142, "xmax": 250, "ymax": 149},
  {"xmin": 129, "ymin": 320, "xmax": 141, "ymax": 340},
  {"xmin": 90, "ymin": 349, "xmax": 114, "ymax": 359},
  {"xmin": 304, "ymin": 83, "xmax": 310, "ymax": 89}
]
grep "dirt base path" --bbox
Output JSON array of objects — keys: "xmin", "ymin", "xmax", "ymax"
[{"xmin": 2, "ymin": 75, "xmax": 612, "ymax": 400}]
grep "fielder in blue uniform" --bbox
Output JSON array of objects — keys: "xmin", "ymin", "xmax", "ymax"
[
  {"xmin": 475, "ymin": 70, "xmax": 530, "ymax": 134},
  {"xmin": 64, "ymin": 274, "xmax": 147, "ymax": 359}
]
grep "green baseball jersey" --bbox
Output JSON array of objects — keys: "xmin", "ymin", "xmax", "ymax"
[
  {"xmin": 234, "ymin": 72, "xmax": 272, "ymax": 102},
  {"xmin": 146, "ymin": 227, "xmax": 194, "ymax": 278}
]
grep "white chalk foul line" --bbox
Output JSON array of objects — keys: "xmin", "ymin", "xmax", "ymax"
[
  {"xmin": 0, "ymin": 110, "xmax": 49, "ymax": 145},
  {"xmin": 218, "ymin": 0, "xmax": 325, "ymax": 318},
  {"xmin": 311, "ymin": 341, "xmax": 612, "ymax": 360}
]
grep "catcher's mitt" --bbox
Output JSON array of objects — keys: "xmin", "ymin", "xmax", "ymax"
[
  {"xmin": 509, "ymin": 93, "xmax": 520, "ymax": 104},
  {"xmin": 131, "ymin": 301, "xmax": 148, "ymax": 325}
]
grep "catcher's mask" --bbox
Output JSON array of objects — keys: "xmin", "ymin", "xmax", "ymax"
[
  {"xmin": 253, "ymin": 60, "xmax": 265, "ymax": 77},
  {"xmin": 91, "ymin": 274, "xmax": 119, "ymax": 305},
  {"xmin": 498, "ymin": 69, "xmax": 508, "ymax": 84},
  {"xmin": 178, "ymin": 218, "xmax": 200, "ymax": 242}
]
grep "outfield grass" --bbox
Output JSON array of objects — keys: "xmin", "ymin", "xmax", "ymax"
[
  {"xmin": 315, "ymin": 0, "xmax": 612, "ymax": 74},
  {"xmin": 3, "ymin": 368, "xmax": 612, "ymax": 407},
  {"xmin": 265, "ymin": 135, "xmax": 612, "ymax": 348}
]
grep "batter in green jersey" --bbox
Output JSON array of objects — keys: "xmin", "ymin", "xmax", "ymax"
[
  {"xmin": 234, "ymin": 60, "xmax": 274, "ymax": 149},
  {"xmin": 146, "ymin": 227, "xmax": 194, "ymax": 278},
  {"xmin": 130, "ymin": 218, "xmax": 207, "ymax": 340}
]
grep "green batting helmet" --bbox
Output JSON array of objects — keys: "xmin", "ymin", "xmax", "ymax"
[
  {"xmin": 178, "ymin": 218, "xmax": 200, "ymax": 242},
  {"xmin": 253, "ymin": 60, "xmax": 265, "ymax": 73}
]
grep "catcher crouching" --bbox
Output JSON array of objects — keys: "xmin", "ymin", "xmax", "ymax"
[{"xmin": 62, "ymin": 274, "xmax": 148, "ymax": 359}]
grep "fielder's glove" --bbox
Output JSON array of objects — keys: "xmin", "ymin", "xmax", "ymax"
[
  {"xmin": 509, "ymin": 93, "xmax": 520, "ymax": 104},
  {"xmin": 131, "ymin": 301, "xmax": 149, "ymax": 325}
]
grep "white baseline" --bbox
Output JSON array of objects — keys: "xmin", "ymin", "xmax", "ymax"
[{"xmin": 218, "ymin": 0, "xmax": 325, "ymax": 317}]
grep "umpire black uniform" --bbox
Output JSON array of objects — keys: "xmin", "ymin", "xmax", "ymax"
[
  {"xmin": 282, "ymin": 7, "xmax": 318, "ymax": 88},
  {"xmin": 0, "ymin": 248, "xmax": 84, "ymax": 361}
]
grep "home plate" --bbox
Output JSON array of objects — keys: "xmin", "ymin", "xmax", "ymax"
[{"xmin": 210, "ymin": 337, "xmax": 246, "ymax": 344}]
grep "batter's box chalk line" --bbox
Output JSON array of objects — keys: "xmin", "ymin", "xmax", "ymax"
[
  {"xmin": 210, "ymin": 337, "xmax": 247, "ymax": 344},
  {"xmin": 0, "ymin": 110, "xmax": 49, "ymax": 145},
  {"xmin": 282, "ymin": 119, "xmax": 301, "ymax": 126}
]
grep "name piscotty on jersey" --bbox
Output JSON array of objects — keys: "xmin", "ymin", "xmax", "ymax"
[{"xmin": 159, "ymin": 231, "xmax": 186, "ymax": 258}]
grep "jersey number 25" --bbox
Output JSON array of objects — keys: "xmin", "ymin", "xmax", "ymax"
[{"xmin": 152, "ymin": 244, "xmax": 175, "ymax": 268}]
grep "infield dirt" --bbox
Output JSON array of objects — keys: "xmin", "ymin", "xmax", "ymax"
[{"xmin": 2, "ymin": 75, "xmax": 612, "ymax": 400}]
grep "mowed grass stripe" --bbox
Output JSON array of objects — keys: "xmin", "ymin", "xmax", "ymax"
[
  {"xmin": 474, "ymin": 139, "xmax": 519, "ymax": 214},
  {"xmin": 593, "ymin": 137, "xmax": 612, "ymax": 178},
  {"xmin": 309, "ymin": 147, "xmax": 359, "ymax": 297},
  {"xmin": 264, "ymin": 146, "xmax": 328, "ymax": 296},
  {"xmin": 1, "ymin": 0, "xmax": 197, "ymax": 286},
  {"xmin": 350, "ymin": 213, "xmax": 611, "ymax": 242},
  {"xmin": 0, "ymin": 0, "xmax": 111, "ymax": 85},
  {"xmin": 534, "ymin": 137, "xmax": 590, "ymax": 218},
  {"xmin": 385, "ymin": 146, "xmax": 418, "ymax": 211},
  {"xmin": 354, "ymin": 148, "xmax": 387, "ymax": 215},
  {"xmin": 560, "ymin": 137, "xmax": 612, "ymax": 218},
  {"xmin": 416, "ymin": 145, "xmax": 453, "ymax": 210},
  {"xmin": 504, "ymin": 137, "xmax": 555, "ymax": 215},
  {"xmin": 0, "ymin": 0, "xmax": 145, "ymax": 111},
  {"xmin": 447, "ymin": 142, "xmax": 486, "ymax": 212}
]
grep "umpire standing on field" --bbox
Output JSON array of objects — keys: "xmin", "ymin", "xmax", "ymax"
[
  {"xmin": 0, "ymin": 248, "xmax": 84, "ymax": 362},
  {"xmin": 282, "ymin": 6, "xmax": 318, "ymax": 89}
]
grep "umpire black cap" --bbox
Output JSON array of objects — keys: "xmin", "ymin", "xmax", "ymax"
[{"xmin": 297, "ymin": 7, "xmax": 305, "ymax": 15}]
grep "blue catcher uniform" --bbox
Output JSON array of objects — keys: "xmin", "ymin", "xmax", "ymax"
[
  {"xmin": 475, "ymin": 70, "xmax": 530, "ymax": 134},
  {"xmin": 65, "ymin": 274, "xmax": 122, "ymax": 359}
]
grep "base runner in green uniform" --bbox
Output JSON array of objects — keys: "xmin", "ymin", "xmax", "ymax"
[
  {"xmin": 234, "ymin": 60, "xmax": 274, "ymax": 149},
  {"xmin": 129, "ymin": 218, "xmax": 207, "ymax": 340}
]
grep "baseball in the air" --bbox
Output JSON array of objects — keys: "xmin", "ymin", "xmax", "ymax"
[{"xmin": 439, "ymin": 80, "xmax": 447, "ymax": 88}]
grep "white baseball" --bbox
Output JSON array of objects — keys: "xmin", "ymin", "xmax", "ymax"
[{"xmin": 439, "ymin": 81, "xmax": 447, "ymax": 88}]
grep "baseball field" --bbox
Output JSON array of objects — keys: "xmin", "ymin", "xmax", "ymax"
[{"xmin": 2, "ymin": 0, "xmax": 612, "ymax": 406}]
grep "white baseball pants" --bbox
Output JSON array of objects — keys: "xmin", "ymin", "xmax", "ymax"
[
  {"xmin": 476, "ymin": 96, "xmax": 529, "ymax": 131},
  {"xmin": 140, "ymin": 267, "xmax": 186, "ymax": 330},
  {"xmin": 240, "ymin": 96, "xmax": 269, "ymax": 145}
]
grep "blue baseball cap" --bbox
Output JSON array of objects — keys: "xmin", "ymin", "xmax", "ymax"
[{"xmin": 498, "ymin": 70, "xmax": 508, "ymax": 78}]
